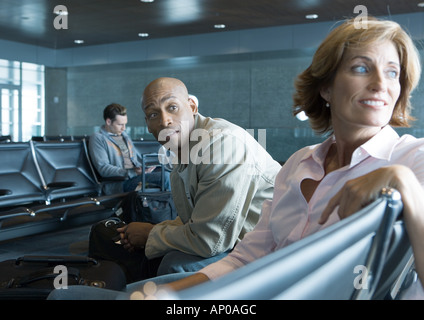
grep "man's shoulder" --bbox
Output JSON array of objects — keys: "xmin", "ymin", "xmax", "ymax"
[
  {"xmin": 198, "ymin": 114, "xmax": 240, "ymax": 130},
  {"xmin": 196, "ymin": 115, "xmax": 247, "ymax": 141},
  {"xmin": 90, "ymin": 130, "xmax": 105, "ymax": 141}
]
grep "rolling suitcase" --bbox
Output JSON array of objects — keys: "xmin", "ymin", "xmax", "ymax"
[
  {"xmin": 118, "ymin": 189, "xmax": 176, "ymax": 224},
  {"xmin": 117, "ymin": 154, "xmax": 177, "ymax": 224},
  {"xmin": 0, "ymin": 255, "xmax": 126, "ymax": 299},
  {"xmin": 118, "ymin": 151, "xmax": 176, "ymax": 224}
]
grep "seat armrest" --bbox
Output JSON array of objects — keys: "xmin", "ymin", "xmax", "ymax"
[
  {"xmin": 0, "ymin": 189, "xmax": 12, "ymax": 196},
  {"xmin": 99, "ymin": 176, "xmax": 126, "ymax": 182},
  {"xmin": 46, "ymin": 182, "xmax": 76, "ymax": 189},
  {"xmin": 0, "ymin": 207, "xmax": 35, "ymax": 221}
]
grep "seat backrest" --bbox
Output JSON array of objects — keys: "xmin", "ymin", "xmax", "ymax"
[
  {"xmin": 31, "ymin": 136, "xmax": 45, "ymax": 142},
  {"xmin": 31, "ymin": 140, "xmax": 99, "ymax": 202},
  {"xmin": 81, "ymin": 138, "xmax": 101, "ymax": 185},
  {"xmin": 81, "ymin": 138, "xmax": 126, "ymax": 194},
  {"xmin": 72, "ymin": 135, "xmax": 89, "ymax": 141},
  {"xmin": 174, "ymin": 188, "xmax": 406, "ymax": 300},
  {"xmin": 0, "ymin": 135, "xmax": 12, "ymax": 143},
  {"xmin": 371, "ymin": 219, "xmax": 413, "ymax": 299},
  {"xmin": 0, "ymin": 142, "xmax": 45, "ymax": 208},
  {"xmin": 43, "ymin": 135, "xmax": 74, "ymax": 142}
]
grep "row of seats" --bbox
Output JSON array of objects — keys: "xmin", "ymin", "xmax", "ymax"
[
  {"xmin": 0, "ymin": 139, "xmax": 163, "ymax": 242},
  {"xmin": 0, "ymin": 135, "xmax": 90, "ymax": 143},
  {"xmin": 31, "ymin": 135, "xmax": 89, "ymax": 142}
]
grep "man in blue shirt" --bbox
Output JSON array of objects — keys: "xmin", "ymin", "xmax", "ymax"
[{"xmin": 89, "ymin": 103, "xmax": 170, "ymax": 195}]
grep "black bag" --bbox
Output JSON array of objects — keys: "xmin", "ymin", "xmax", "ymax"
[
  {"xmin": 88, "ymin": 217, "xmax": 145, "ymax": 283},
  {"xmin": 88, "ymin": 165, "xmax": 176, "ymax": 283},
  {"xmin": 119, "ymin": 190, "xmax": 177, "ymax": 224},
  {"xmin": 88, "ymin": 190, "xmax": 176, "ymax": 283},
  {"xmin": 0, "ymin": 255, "xmax": 126, "ymax": 300}
]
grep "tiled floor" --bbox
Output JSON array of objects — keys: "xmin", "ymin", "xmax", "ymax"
[{"xmin": 0, "ymin": 223, "xmax": 92, "ymax": 262}]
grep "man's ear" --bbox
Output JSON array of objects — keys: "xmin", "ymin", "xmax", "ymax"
[
  {"xmin": 188, "ymin": 97, "xmax": 198, "ymax": 115},
  {"xmin": 105, "ymin": 118, "xmax": 112, "ymax": 126}
]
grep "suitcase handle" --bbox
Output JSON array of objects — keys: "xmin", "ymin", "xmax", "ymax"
[
  {"xmin": 15, "ymin": 255, "xmax": 98, "ymax": 266},
  {"xmin": 9, "ymin": 267, "xmax": 81, "ymax": 288}
]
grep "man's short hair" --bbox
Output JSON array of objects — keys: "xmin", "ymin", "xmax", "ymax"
[{"xmin": 103, "ymin": 103, "xmax": 127, "ymax": 121}]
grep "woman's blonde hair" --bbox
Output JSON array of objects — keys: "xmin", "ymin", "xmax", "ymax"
[{"xmin": 293, "ymin": 17, "xmax": 422, "ymax": 135}]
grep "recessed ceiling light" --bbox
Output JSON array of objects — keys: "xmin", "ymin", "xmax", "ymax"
[
  {"xmin": 214, "ymin": 24, "xmax": 226, "ymax": 29},
  {"xmin": 140, "ymin": 0, "xmax": 154, "ymax": 2},
  {"xmin": 74, "ymin": 40, "xmax": 84, "ymax": 44},
  {"xmin": 305, "ymin": 14, "xmax": 319, "ymax": 19},
  {"xmin": 138, "ymin": 33, "xmax": 149, "ymax": 37},
  {"xmin": 418, "ymin": 2, "xmax": 424, "ymax": 7}
]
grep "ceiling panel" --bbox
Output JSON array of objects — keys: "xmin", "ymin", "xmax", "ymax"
[{"xmin": 0, "ymin": 0, "xmax": 421, "ymax": 49}]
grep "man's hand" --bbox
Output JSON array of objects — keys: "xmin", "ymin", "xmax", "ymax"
[
  {"xmin": 134, "ymin": 166, "xmax": 156, "ymax": 175},
  {"xmin": 117, "ymin": 222, "xmax": 154, "ymax": 251},
  {"xmin": 145, "ymin": 166, "xmax": 156, "ymax": 173}
]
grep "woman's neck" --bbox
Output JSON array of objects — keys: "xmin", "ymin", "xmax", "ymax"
[{"xmin": 331, "ymin": 124, "xmax": 381, "ymax": 168}]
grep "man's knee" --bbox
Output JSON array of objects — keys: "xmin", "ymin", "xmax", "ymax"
[{"xmin": 158, "ymin": 251, "xmax": 191, "ymax": 275}]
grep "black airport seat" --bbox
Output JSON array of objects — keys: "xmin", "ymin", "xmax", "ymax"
[
  {"xmin": 31, "ymin": 140, "xmax": 100, "ymax": 203},
  {"xmin": 0, "ymin": 142, "xmax": 46, "ymax": 208},
  {"xmin": 0, "ymin": 140, "xmax": 128, "ymax": 242},
  {"xmin": 0, "ymin": 193, "xmax": 126, "ymax": 242}
]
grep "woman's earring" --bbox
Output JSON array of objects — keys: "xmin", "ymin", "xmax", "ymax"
[{"xmin": 325, "ymin": 102, "xmax": 330, "ymax": 108}]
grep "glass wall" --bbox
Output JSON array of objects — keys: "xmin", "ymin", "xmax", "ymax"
[{"xmin": 0, "ymin": 59, "xmax": 44, "ymax": 141}]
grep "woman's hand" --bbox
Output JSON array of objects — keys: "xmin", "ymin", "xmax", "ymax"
[
  {"xmin": 319, "ymin": 164, "xmax": 424, "ymax": 288},
  {"xmin": 319, "ymin": 165, "xmax": 413, "ymax": 224}
]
